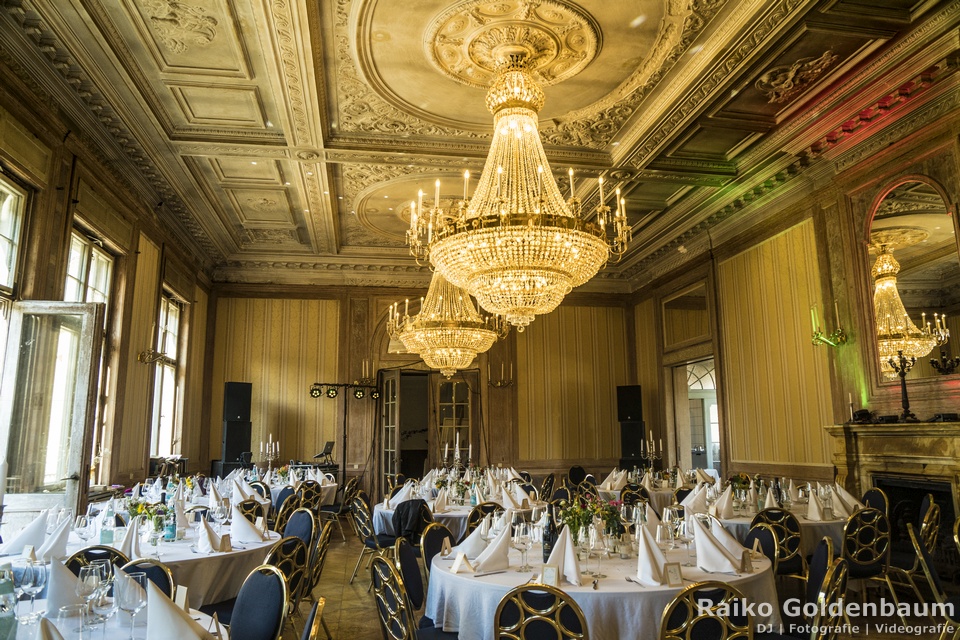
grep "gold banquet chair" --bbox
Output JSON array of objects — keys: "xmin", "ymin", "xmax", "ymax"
[
  {"xmin": 264, "ymin": 536, "xmax": 310, "ymax": 631},
  {"xmin": 369, "ymin": 555, "xmax": 456, "ymax": 640},
  {"xmin": 908, "ymin": 523, "xmax": 960, "ymax": 640},
  {"xmin": 494, "ymin": 583, "xmax": 589, "ymax": 640},
  {"xmin": 660, "ymin": 581, "xmax": 752, "ymax": 640},
  {"xmin": 236, "ymin": 498, "xmax": 265, "ymax": 524},
  {"xmin": 841, "ymin": 507, "xmax": 909, "ymax": 627},
  {"xmin": 889, "ymin": 494, "xmax": 940, "ymax": 599}
]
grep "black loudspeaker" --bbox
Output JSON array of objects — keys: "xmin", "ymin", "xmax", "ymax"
[
  {"xmin": 620, "ymin": 421, "xmax": 645, "ymax": 459},
  {"xmin": 617, "ymin": 385, "xmax": 643, "ymax": 422},
  {"xmin": 222, "ymin": 420, "xmax": 251, "ymax": 463},
  {"xmin": 223, "ymin": 382, "xmax": 252, "ymax": 422}
]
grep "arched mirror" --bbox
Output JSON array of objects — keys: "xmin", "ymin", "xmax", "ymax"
[{"xmin": 868, "ymin": 180, "xmax": 960, "ymax": 380}]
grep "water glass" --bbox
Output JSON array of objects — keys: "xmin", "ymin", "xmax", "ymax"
[
  {"xmin": 57, "ymin": 604, "xmax": 88, "ymax": 635},
  {"xmin": 74, "ymin": 515, "xmax": 95, "ymax": 544},
  {"xmin": 21, "ymin": 561, "xmax": 46, "ymax": 621},
  {"xmin": 656, "ymin": 523, "xmax": 674, "ymax": 550},
  {"xmin": 117, "ymin": 572, "xmax": 147, "ymax": 639}
]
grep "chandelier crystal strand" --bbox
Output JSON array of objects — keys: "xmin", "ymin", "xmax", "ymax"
[
  {"xmin": 407, "ymin": 53, "xmax": 630, "ymax": 330},
  {"xmin": 872, "ymin": 246, "xmax": 940, "ymax": 378},
  {"xmin": 387, "ymin": 272, "xmax": 507, "ymax": 378}
]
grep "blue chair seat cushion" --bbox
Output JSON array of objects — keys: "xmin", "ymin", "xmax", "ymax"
[
  {"xmin": 777, "ymin": 554, "xmax": 804, "ymax": 575},
  {"xmin": 198, "ymin": 598, "xmax": 236, "ymax": 625},
  {"xmin": 365, "ymin": 534, "xmax": 397, "ymax": 549},
  {"xmin": 889, "ymin": 549, "xmax": 915, "ymax": 570},
  {"xmin": 415, "ymin": 625, "xmax": 458, "ymax": 639},
  {"xmin": 319, "ymin": 504, "xmax": 342, "ymax": 513}
]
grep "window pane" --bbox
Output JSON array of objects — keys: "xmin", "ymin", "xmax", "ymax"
[{"xmin": 0, "ymin": 180, "xmax": 25, "ymax": 290}]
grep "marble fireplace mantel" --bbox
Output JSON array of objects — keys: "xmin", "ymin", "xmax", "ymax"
[{"xmin": 826, "ymin": 422, "xmax": 960, "ymax": 513}]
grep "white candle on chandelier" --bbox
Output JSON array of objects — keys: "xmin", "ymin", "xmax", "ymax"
[
  {"xmin": 455, "ymin": 431, "xmax": 459, "ymax": 454},
  {"xmin": 434, "ymin": 179, "xmax": 440, "ymax": 208},
  {"xmin": 404, "ymin": 299, "xmax": 409, "ymax": 317},
  {"xmin": 598, "ymin": 176, "xmax": 605, "ymax": 205},
  {"xmin": 410, "ymin": 201, "xmax": 417, "ymax": 229},
  {"xmin": 463, "ymin": 170, "xmax": 470, "ymax": 200},
  {"xmin": 615, "ymin": 188, "xmax": 622, "ymax": 216},
  {"xmin": 468, "ymin": 444, "xmax": 472, "ymax": 463},
  {"xmin": 537, "ymin": 165, "xmax": 543, "ymax": 198},
  {"xmin": 568, "ymin": 168, "xmax": 574, "ymax": 198},
  {"xmin": 834, "ymin": 301, "xmax": 841, "ymax": 327},
  {"xmin": 659, "ymin": 438, "xmax": 663, "ymax": 454},
  {"xmin": 620, "ymin": 197, "xmax": 625, "ymax": 218},
  {"xmin": 496, "ymin": 166, "xmax": 504, "ymax": 198}
]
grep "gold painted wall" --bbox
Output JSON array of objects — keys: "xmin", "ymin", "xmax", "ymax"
[
  {"xmin": 717, "ymin": 219, "xmax": 834, "ymax": 468},
  {"xmin": 633, "ymin": 298, "xmax": 660, "ymax": 436},
  {"xmin": 516, "ymin": 305, "xmax": 629, "ymax": 462},
  {"xmin": 114, "ymin": 233, "xmax": 160, "ymax": 479},
  {"xmin": 210, "ymin": 298, "xmax": 340, "ymax": 463},
  {"xmin": 180, "ymin": 285, "xmax": 208, "ymax": 472}
]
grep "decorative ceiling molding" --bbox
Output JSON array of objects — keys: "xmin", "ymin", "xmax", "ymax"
[
  {"xmin": 754, "ymin": 49, "xmax": 838, "ymax": 104},
  {"xmin": 142, "ymin": 0, "xmax": 219, "ymax": 55}
]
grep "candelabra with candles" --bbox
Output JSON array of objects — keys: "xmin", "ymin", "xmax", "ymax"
[
  {"xmin": 262, "ymin": 440, "xmax": 279, "ymax": 474},
  {"xmin": 641, "ymin": 438, "xmax": 662, "ymax": 470},
  {"xmin": 811, "ymin": 302, "xmax": 847, "ymax": 348},
  {"xmin": 488, "ymin": 361, "xmax": 513, "ymax": 388},
  {"xmin": 931, "ymin": 350, "xmax": 960, "ymax": 375},
  {"xmin": 888, "ymin": 350, "xmax": 918, "ymax": 422},
  {"xmin": 356, "ymin": 358, "xmax": 375, "ymax": 386}
]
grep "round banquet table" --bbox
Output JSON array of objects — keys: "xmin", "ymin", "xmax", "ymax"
[
  {"xmin": 65, "ymin": 527, "xmax": 280, "ymax": 609},
  {"xmin": 596, "ymin": 487, "xmax": 678, "ymax": 515},
  {"xmin": 719, "ymin": 510, "xmax": 845, "ymax": 557},
  {"xmin": 425, "ymin": 546, "xmax": 781, "ymax": 640},
  {"xmin": 373, "ymin": 503, "xmax": 471, "ymax": 542},
  {"xmin": 269, "ymin": 483, "xmax": 337, "ymax": 507},
  {"xmin": 27, "ymin": 599, "xmax": 229, "ymax": 639}
]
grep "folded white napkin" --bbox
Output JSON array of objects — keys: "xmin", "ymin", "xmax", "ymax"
[
  {"xmin": 691, "ymin": 516, "xmax": 740, "ymax": 573},
  {"xmin": 455, "ymin": 526, "xmax": 488, "ymax": 558},
  {"xmin": 832, "ymin": 493, "xmax": 850, "ymax": 519},
  {"xmin": 546, "ymin": 525, "xmax": 581, "ymax": 586},
  {"xmin": 714, "ymin": 485, "xmax": 734, "ymax": 520},
  {"xmin": 834, "ymin": 483, "xmax": 864, "ymax": 512},
  {"xmin": 131, "ymin": 483, "xmax": 142, "ymax": 499},
  {"xmin": 208, "ymin": 482, "xmax": 224, "ymax": 510},
  {"xmin": 146, "ymin": 579, "xmax": 215, "ymax": 639},
  {"xmin": 474, "ymin": 523, "xmax": 511, "ymax": 572},
  {"xmin": 231, "ymin": 479, "xmax": 250, "ymax": 505},
  {"xmin": 674, "ymin": 472, "xmax": 684, "ymax": 490},
  {"xmin": 747, "ymin": 487, "xmax": 758, "ymax": 511},
  {"xmin": 642, "ymin": 473, "xmax": 654, "ymax": 492},
  {"xmin": 479, "ymin": 514, "xmax": 491, "ymax": 539},
  {"xmin": 37, "ymin": 517, "xmax": 70, "ymax": 562},
  {"xmin": 807, "ymin": 492, "xmax": 824, "ymax": 521},
  {"xmin": 433, "ymin": 489, "xmax": 448, "ymax": 514},
  {"xmin": 611, "ymin": 471, "xmax": 628, "ymax": 491},
  {"xmin": 644, "ymin": 502, "xmax": 661, "ymax": 528},
  {"xmin": 636, "ymin": 523, "xmax": 667, "ymax": 586},
  {"xmin": 391, "ymin": 482, "xmax": 415, "ymax": 505},
  {"xmin": 175, "ymin": 500, "xmax": 188, "ymax": 530},
  {"xmin": 473, "ymin": 486, "xmax": 485, "ymax": 504},
  {"xmin": 0, "ymin": 510, "xmax": 48, "ymax": 555},
  {"xmin": 709, "ymin": 518, "xmax": 747, "ymax": 558},
  {"xmin": 788, "ymin": 479, "xmax": 800, "ymax": 503},
  {"xmin": 695, "ymin": 469, "xmax": 715, "ymax": 485},
  {"xmin": 682, "ymin": 485, "xmax": 708, "ymax": 514},
  {"xmin": 600, "ymin": 469, "xmax": 619, "ymax": 487},
  {"xmin": 46, "ymin": 558, "xmax": 85, "ymax": 613},
  {"xmin": 117, "ymin": 515, "xmax": 143, "ymax": 560},
  {"xmin": 38, "ymin": 617, "xmax": 65, "ymax": 640},
  {"xmin": 230, "ymin": 505, "xmax": 265, "ymax": 543},
  {"xmin": 763, "ymin": 489, "xmax": 778, "ymax": 510},
  {"xmin": 511, "ymin": 483, "xmax": 530, "ymax": 506},
  {"xmin": 172, "ymin": 482, "xmax": 185, "ymax": 504},
  {"xmin": 500, "ymin": 487, "xmax": 520, "ymax": 510},
  {"xmin": 196, "ymin": 518, "xmax": 221, "ymax": 554}
]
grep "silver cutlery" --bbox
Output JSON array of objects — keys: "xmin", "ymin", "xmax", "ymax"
[
  {"xmin": 592, "ymin": 579, "xmax": 598, "ymax": 590},
  {"xmin": 624, "ymin": 576, "xmax": 644, "ymax": 587}
]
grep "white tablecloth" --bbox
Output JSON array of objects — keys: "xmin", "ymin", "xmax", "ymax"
[
  {"xmin": 29, "ymin": 599, "xmax": 228, "ymax": 639},
  {"xmin": 66, "ymin": 527, "xmax": 280, "ymax": 608},
  {"xmin": 425, "ymin": 546, "xmax": 781, "ymax": 640},
  {"xmin": 719, "ymin": 511, "xmax": 845, "ymax": 557},
  {"xmin": 268, "ymin": 483, "xmax": 337, "ymax": 507},
  {"xmin": 373, "ymin": 503, "xmax": 471, "ymax": 542}
]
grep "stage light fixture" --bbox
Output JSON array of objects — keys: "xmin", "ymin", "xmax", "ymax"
[{"xmin": 326, "ymin": 387, "xmax": 339, "ymax": 398}]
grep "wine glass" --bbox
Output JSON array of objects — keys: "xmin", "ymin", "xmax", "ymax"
[
  {"xmin": 591, "ymin": 527, "xmax": 609, "ymax": 579},
  {"xmin": 92, "ymin": 579, "xmax": 120, "ymax": 637},
  {"xmin": 574, "ymin": 527, "xmax": 591, "ymax": 575},
  {"xmin": 117, "ymin": 572, "xmax": 147, "ymax": 639},
  {"xmin": 21, "ymin": 561, "xmax": 46, "ymax": 621},
  {"xmin": 76, "ymin": 565, "xmax": 101, "ymax": 629},
  {"xmin": 74, "ymin": 515, "xmax": 94, "ymax": 545},
  {"xmin": 511, "ymin": 523, "xmax": 533, "ymax": 572},
  {"xmin": 655, "ymin": 522, "xmax": 674, "ymax": 551}
]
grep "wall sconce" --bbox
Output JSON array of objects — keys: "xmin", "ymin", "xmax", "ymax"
[
  {"xmin": 137, "ymin": 348, "xmax": 167, "ymax": 364},
  {"xmin": 487, "ymin": 360, "xmax": 513, "ymax": 388},
  {"xmin": 811, "ymin": 303, "xmax": 847, "ymax": 348},
  {"xmin": 930, "ymin": 350, "xmax": 960, "ymax": 375}
]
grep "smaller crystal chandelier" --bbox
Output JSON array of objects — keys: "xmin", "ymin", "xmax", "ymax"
[
  {"xmin": 872, "ymin": 244, "xmax": 945, "ymax": 378},
  {"xmin": 387, "ymin": 272, "xmax": 507, "ymax": 378}
]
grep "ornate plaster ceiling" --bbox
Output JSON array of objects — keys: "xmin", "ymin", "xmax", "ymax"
[{"xmin": 0, "ymin": 0, "xmax": 958, "ymax": 289}]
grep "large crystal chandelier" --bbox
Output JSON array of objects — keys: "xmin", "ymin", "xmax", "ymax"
[
  {"xmin": 872, "ymin": 245, "xmax": 945, "ymax": 378},
  {"xmin": 406, "ymin": 52, "xmax": 630, "ymax": 331},
  {"xmin": 387, "ymin": 272, "xmax": 507, "ymax": 378}
]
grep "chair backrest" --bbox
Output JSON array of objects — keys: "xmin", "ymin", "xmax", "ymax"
[
  {"xmin": 394, "ymin": 538, "xmax": 425, "ymax": 611},
  {"xmin": 249, "ymin": 481, "xmax": 269, "ymax": 499},
  {"xmin": 567, "ymin": 466, "xmax": 587, "ymax": 486},
  {"xmin": 751, "ymin": 508, "xmax": 802, "ymax": 564},
  {"xmin": 297, "ymin": 480, "xmax": 324, "ymax": 511},
  {"xmin": 237, "ymin": 498, "xmax": 264, "ymax": 524},
  {"xmin": 674, "ymin": 488, "xmax": 692, "ymax": 504},
  {"xmin": 395, "ymin": 473, "xmax": 406, "ymax": 486},
  {"xmin": 660, "ymin": 580, "xmax": 750, "ymax": 640},
  {"xmin": 743, "ymin": 523, "xmax": 779, "ymax": 574},
  {"xmin": 583, "ymin": 474, "xmax": 597, "ymax": 486},
  {"xmin": 841, "ymin": 507, "xmax": 890, "ymax": 579},
  {"xmin": 494, "ymin": 583, "xmax": 589, "ymax": 640},
  {"xmin": 355, "ymin": 489, "xmax": 371, "ymax": 510},
  {"xmin": 284, "ymin": 507, "xmax": 317, "ymax": 548},
  {"xmin": 390, "ymin": 484, "xmax": 405, "ymax": 498},
  {"xmin": 466, "ymin": 502, "xmax": 502, "ymax": 535},
  {"xmin": 265, "ymin": 536, "xmax": 309, "ymax": 610},
  {"xmin": 809, "ymin": 558, "xmax": 850, "ymax": 640},
  {"xmin": 908, "ymin": 522, "xmax": 946, "ymax": 603},
  {"xmin": 65, "ymin": 546, "xmax": 131, "ymax": 576},
  {"xmin": 577, "ymin": 481, "xmax": 598, "ymax": 499},
  {"xmin": 273, "ymin": 495, "xmax": 301, "ymax": 533},
  {"xmin": 420, "ymin": 522, "xmax": 454, "ymax": 577},
  {"xmin": 540, "ymin": 473, "xmax": 555, "ymax": 499},
  {"xmin": 350, "ymin": 495, "xmax": 377, "ymax": 543},
  {"xmin": 229, "ymin": 565, "xmax": 288, "ymax": 640},
  {"xmin": 274, "ymin": 486, "xmax": 296, "ymax": 512},
  {"xmin": 519, "ymin": 483, "xmax": 539, "ymax": 500},
  {"xmin": 551, "ymin": 487, "xmax": 571, "ymax": 502},
  {"xmin": 861, "ymin": 487, "xmax": 888, "ymax": 515},
  {"xmin": 300, "ymin": 598, "xmax": 326, "ymax": 640},
  {"xmin": 519, "ymin": 471, "xmax": 533, "ymax": 484},
  {"xmin": 120, "ymin": 559, "xmax": 175, "ymax": 599},
  {"xmin": 918, "ymin": 497, "xmax": 941, "ymax": 557},
  {"xmin": 370, "ymin": 555, "xmax": 417, "ymax": 640},
  {"xmin": 391, "ymin": 499, "xmax": 433, "ymax": 544},
  {"xmin": 620, "ymin": 489, "xmax": 642, "ymax": 506},
  {"xmin": 805, "ymin": 536, "xmax": 835, "ymax": 609},
  {"xmin": 339, "ymin": 476, "xmax": 359, "ymax": 507},
  {"xmin": 309, "ymin": 521, "xmax": 334, "ymax": 593}
]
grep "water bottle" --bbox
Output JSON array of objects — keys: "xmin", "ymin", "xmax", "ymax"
[
  {"xmin": 99, "ymin": 500, "xmax": 115, "ymax": 545},
  {"xmin": 0, "ymin": 564, "xmax": 16, "ymax": 640}
]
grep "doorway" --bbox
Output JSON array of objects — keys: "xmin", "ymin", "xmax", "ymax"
[{"xmin": 670, "ymin": 357, "xmax": 721, "ymax": 478}]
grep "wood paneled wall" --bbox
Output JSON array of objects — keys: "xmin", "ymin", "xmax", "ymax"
[
  {"xmin": 516, "ymin": 305, "xmax": 629, "ymax": 463},
  {"xmin": 633, "ymin": 298, "xmax": 661, "ymax": 438},
  {"xmin": 717, "ymin": 219, "xmax": 834, "ymax": 472},
  {"xmin": 180, "ymin": 285, "xmax": 208, "ymax": 472},
  {"xmin": 114, "ymin": 233, "xmax": 160, "ymax": 480},
  {"xmin": 210, "ymin": 298, "xmax": 340, "ymax": 464}
]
